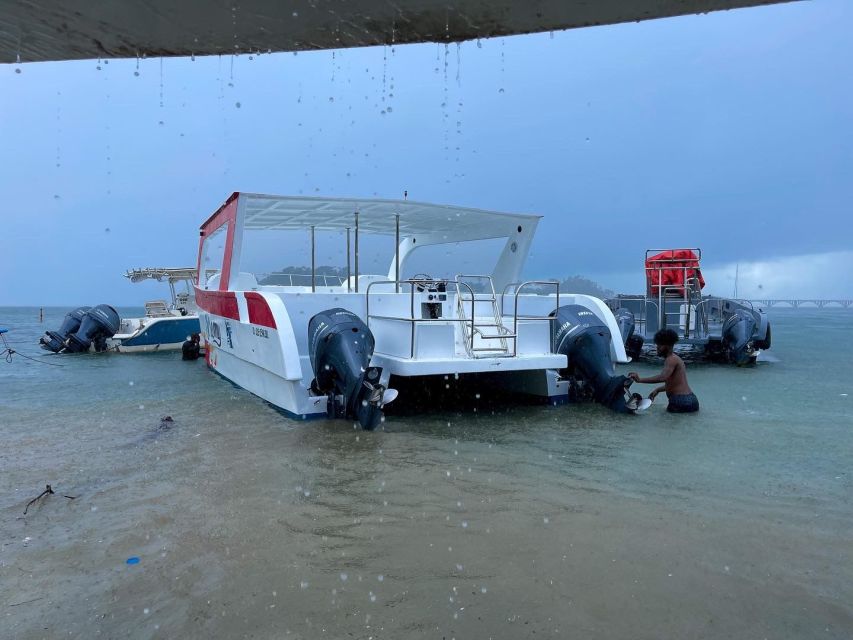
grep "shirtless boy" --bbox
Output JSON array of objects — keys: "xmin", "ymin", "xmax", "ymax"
[{"xmin": 628, "ymin": 329, "xmax": 699, "ymax": 413}]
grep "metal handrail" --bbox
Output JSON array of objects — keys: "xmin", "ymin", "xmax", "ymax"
[
  {"xmin": 501, "ymin": 281, "xmax": 523, "ymax": 301},
  {"xmin": 365, "ymin": 278, "xmax": 477, "ymax": 359},
  {"xmin": 689, "ymin": 299, "xmax": 717, "ymax": 337},
  {"xmin": 499, "ymin": 280, "xmax": 559, "ymax": 315},
  {"xmin": 512, "ymin": 280, "xmax": 560, "ymax": 355},
  {"xmin": 455, "ymin": 274, "xmax": 511, "ymax": 354},
  {"xmin": 607, "ymin": 296, "xmax": 659, "ymax": 333}
]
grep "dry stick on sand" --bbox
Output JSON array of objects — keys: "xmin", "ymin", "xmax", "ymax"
[{"xmin": 23, "ymin": 485, "xmax": 54, "ymax": 515}]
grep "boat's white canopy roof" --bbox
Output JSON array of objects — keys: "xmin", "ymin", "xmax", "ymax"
[
  {"xmin": 125, "ymin": 268, "xmax": 198, "ymax": 284},
  {"xmin": 238, "ymin": 193, "xmax": 540, "ymax": 241}
]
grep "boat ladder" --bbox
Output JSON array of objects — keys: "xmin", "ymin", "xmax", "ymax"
[{"xmin": 454, "ymin": 275, "xmax": 516, "ymax": 358}]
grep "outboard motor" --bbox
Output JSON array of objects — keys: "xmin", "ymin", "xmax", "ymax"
[
  {"xmin": 39, "ymin": 306, "xmax": 91, "ymax": 352},
  {"xmin": 63, "ymin": 304, "xmax": 121, "ymax": 353},
  {"xmin": 613, "ymin": 308, "xmax": 644, "ymax": 361},
  {"xmin": 308, "ymin": 308, "xmax": 396, "ymax": 430},
  {"xmin": 722, "ymin": 309, "xmax": 757, "ymax": 366},
  {"xmin": 553, "ymin": 305, "xmax": 639, "ymax": 413},
  {"xmin": 754, "ymin": 321, "xmax": 772, "ymax": 351}
]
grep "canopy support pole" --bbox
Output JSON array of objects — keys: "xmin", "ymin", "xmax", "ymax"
[
  {"xmin": 395, "ymin": 213, "xmax": 400, "ymax": 293},
  {"xmin": 354, "ymin": 212, "xmax": 360, "ymax": 293},
  {"xmin": 310, "ymin": 226, "xmax": 316, "ymax": 292},
  {"xmin": 346, "ymin": 227, "xmax": 351, "ymax": 293}
]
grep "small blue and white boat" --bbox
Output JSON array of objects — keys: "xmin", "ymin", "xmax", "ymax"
[
  {"xmin": 109, "ymin": 268, "xmax": 202, "ymax": 352},
  {"xmin": 39, "ymin": 268, "xmax": 201, "ymax": 354}
]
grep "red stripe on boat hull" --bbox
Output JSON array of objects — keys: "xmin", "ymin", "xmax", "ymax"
[
  {"xmin": 245, "ymin": 292, "xmax": 277, "ymax": 329},
  {"xmin": 195, "ymin": 288, "xmax": 239, "ymax": 320}
]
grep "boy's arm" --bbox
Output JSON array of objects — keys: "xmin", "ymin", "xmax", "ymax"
[
  {"xmin": 635, "ymin": 357, "xmax": 676, "ymax": 384},
  {"xmin": 650, "ymin": 385, "xmax": 666, "ymax": 400}
]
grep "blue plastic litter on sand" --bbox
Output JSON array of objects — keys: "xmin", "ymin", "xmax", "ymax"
[{"xmin": 126, "ymin": 557, "xmax": 140, "ymax": 565}]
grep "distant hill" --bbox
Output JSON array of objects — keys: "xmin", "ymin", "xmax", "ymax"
[
  {"xmin": 258, "ymin": 265, "xmax": 347, "ymax": 286},
  {"xmin": 527, "ymin": 275, "xmax": 614, "ymax": 298}
]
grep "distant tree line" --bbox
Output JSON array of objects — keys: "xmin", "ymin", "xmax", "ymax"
[{"xmin": 529, "ymin": 275, "xmax": 614, "ymax": 298}]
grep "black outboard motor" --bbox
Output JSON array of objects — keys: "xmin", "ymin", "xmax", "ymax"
[
  {"xmin": 39, "ymin": 306, "xmax": 91, "ymax": 352},
  {"xmin": 308, "ymin": 308, "xmax": 395, "ymax": 430},
  {"xmin": 754, "ymin": 322, "xmax": 772, "ymax": 351},
  {"xmin": 721, "ymin": 309, "xmax": 757, "ymax": 366},
  {"xmin": 613, "ymin": 308, "xmax": 644, "ymax": 361},
  {"xmin": 64, "ymin": 304, "xmax": 121, "ymax": 353},
  {"xmin": 553, "ymin": 305, "xmax": 636, "ymax": 413}
]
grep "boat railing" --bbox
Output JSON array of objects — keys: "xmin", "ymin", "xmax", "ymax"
[
  {"xmin": 608, "ymin": 296, "xmax": 659, "ymax": 336},
  {"xmin": 455, "ymin": 274, "xmax": 516, "ymax": 357},
  {"xmin": 659, "ymin": 283, "xmax": 707, "ymax": 339},
  {"xmin": 509, "ymin": 281, "xmax": 560, "ymax": 355},
  {"xmin": 690, "ymin": 299, "xmax": 716, "ymax": 337},
  {"xmin": 501, "ymin": 281, "xmax": 574, "ymax": 353},
  {"xmin": 365, "ymin": 279, "xmax": 478, "ymax": 359}
]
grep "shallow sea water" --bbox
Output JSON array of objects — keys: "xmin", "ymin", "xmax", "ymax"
[{"xmin": 1, "ymin": 306, "xmax": 851, "ymax": 639}]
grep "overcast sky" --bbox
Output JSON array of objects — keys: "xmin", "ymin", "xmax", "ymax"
[{"xmin": 1, "ymin": 0, "xmax": 851, "ymax": 305}]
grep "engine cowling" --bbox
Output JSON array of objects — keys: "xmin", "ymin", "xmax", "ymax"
[
  {"xmin": 613, "ymin": 307, "xmax": 644, "ymax": 361},
  {"xmin": 553, "ymin": 305, "xmax": 635, "ymax": 413},
  {"xmin": 39, "ymin": 306, "xmax": 91, "ymax": 352},
  {"xmin": 64, "ymin": 304, "xmax": 121, "ymax": 353},
  {"xmin": 308, "ymin": 308, "xmax": 394, "ymax": 430},
  {"xmin": 722, "ymin": 309, "xmax": 757, "ymax": 366}
]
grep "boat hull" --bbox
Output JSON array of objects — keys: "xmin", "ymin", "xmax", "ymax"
[
  {"xmin": 109, "ymin": 316, "xmax": 200, "ymax": 353},
  {"xmin": 196, "ymin": 289, "xmax": 623, "ymax": 421}
]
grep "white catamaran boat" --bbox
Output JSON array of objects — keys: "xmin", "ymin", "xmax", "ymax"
[{"xmin": 195, "ymin": 193, "xmax": 639, "ymax": 428}]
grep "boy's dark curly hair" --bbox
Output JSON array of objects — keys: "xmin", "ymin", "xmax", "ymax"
[{"xmin": 654, "ymin": 328, "xmax": 679, "ymax": 347}]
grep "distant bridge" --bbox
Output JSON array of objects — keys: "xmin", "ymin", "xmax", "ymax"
[{"xmin": 749, "ymin": 299, "xmax": 853, "ymax": 309}]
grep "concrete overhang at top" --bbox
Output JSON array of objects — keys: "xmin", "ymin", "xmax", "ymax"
[{"xmin": 1, "ymin": 0, "xmax": 797, "ymax": 64}]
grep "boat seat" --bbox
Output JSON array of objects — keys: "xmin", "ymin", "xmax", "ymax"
[
  {"xmin": 231, "ymin": 272, "xmax": 259, "ymax": 291},
  {"xmin": 145, "ymin": 300, "xmax": 173, "ymax": 317}
]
